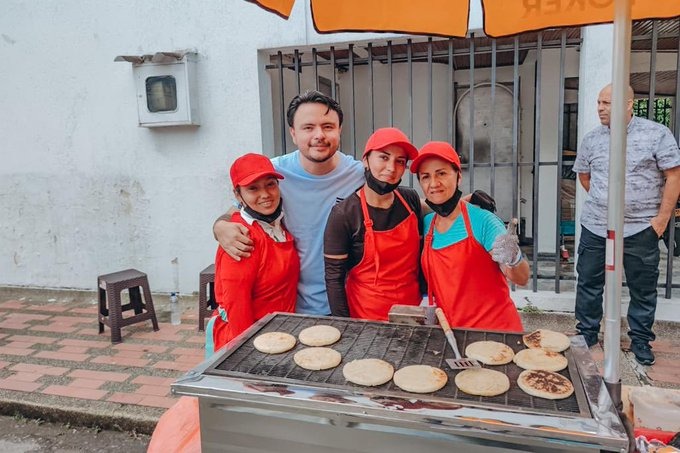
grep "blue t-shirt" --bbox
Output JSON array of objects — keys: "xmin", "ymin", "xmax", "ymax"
[
  {"xmin": 423, "ymin": 203, "xmax": 506, "ymax": 251},
  {"xmin": 273, "ymin": 151, "xmax": 364, "ymax": 315}
]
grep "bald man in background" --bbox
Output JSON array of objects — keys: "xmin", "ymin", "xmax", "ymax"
[{"xmin": 573, "ymin": 84, "xmax": 680, "ymax": 365}]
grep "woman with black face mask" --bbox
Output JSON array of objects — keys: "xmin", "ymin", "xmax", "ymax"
[
  {"xmin": 206, "ymin": 153, "xmax": 300, "ymax": 357},
  {"xmin": 324, "ymin": 128, "xmax": 422, "ymax": 321},
  {"xmin": 412, "ymin": 142, "xmax": 530, "ymax": 332}
]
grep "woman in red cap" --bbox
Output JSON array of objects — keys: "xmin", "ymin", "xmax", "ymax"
[
  {"xmin": 412, "ymin": 142, "xmax": 529, "ymax": 332},
  {"xmin": 206, "ymin": 153, "xmax": 300, "ymax": 356},
  {"xmin": 324, "ymin": 128, "xmax": 422, "ymax": 321}
]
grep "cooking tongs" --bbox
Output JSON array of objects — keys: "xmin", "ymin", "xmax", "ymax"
[{"xmin": 435, "ymin": 308, "xmax": 480, "ymax": 369}]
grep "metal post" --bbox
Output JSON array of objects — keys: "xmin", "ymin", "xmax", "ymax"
[
  {"xmin": 512, "ymin": 37, "xmax": 520, "ymax": 223},
  {"xmin": 349, "ymin": 44, "xmax": 357, "ymax": 158},
  {"xmin": 277, "ymin": 51, "xmax": 286, "ymax": 154},
  {"xmin": 532, "ymin": 33, "xmax": 543, "ymax": 292},
  {"xmin": 428, "ymin": 38, "xmax": 433, "ymax": 141},
  {"xmin": 647, "ymin": 21, "xmax": 658, "ymax": 121},
  {"xmin": 368, "ymin": 42, "xmax": 374, "ymax": 132},
  {"xmin": 448, "ymin": 39, "xmax": 454, "ymax": 146},
  {"xmin": 603, "ymin": 0, "xmax": 632, "ymax": 407},
  {"xmin": 512, "ymin": 35, "xmax": 520, "ymax": 294},
  {"xmin": 330, "ymin": 46, "xmax": 337, "ymax": 100},
  {"xmin": 555, "ymin": 31, "xmax": 567, "ymax": 293},
  {"xmin": 294, "ymin": 49, "xmax": 301, "ymax": 95},
  {"xmin": 469, "ymin": 35, "xmax": 475, "ymax": 194},
  {"xmin": 490, "ymin": 39, "xmax": 497, "ymax": 199},
  {"xmin": 313, "ymin": 48, "xmax": 319, "ymax": 91},
  {"xmin": 388, "ymin": 41, "xmax": 394, "ymax": 127},
  {"xmin": 408, "ymin": 39, "xmax": 414, "ymax": 187}
]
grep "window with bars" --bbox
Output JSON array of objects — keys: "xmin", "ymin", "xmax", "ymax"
[{"xmin": 633, "ymin": 97, "xmax": 673, "ymax": 127}]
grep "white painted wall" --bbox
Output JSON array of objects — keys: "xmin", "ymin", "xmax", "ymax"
[{"xmin": 0, "ymin": 0, "xmax": 411, "ymax": 293}]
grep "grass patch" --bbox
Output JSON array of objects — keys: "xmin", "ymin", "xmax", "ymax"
[{"xmin": 519, "ymin": 301, "xmax": 543, "ymax": 314}]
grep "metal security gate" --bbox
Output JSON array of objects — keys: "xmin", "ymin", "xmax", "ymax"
[{"xmin": 264, "ymin": 19, "xmax": 680, "ymax": 297}]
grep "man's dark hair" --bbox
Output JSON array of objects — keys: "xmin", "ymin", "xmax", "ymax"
[{"xmin": 286, "ymin": 90, "xmax": 343, "ymax": 127}]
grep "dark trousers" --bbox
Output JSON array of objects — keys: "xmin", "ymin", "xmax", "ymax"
[{"xmin": 575, "ymin": 225, "xmax": 659, "ymax": 345}]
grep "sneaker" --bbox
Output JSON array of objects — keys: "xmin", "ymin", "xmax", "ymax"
[{"xmin": 631, "ymin": 342, "xmax": 655, "ymax": 366}]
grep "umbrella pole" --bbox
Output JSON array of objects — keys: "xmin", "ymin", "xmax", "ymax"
[
  {"xmin": 604, "ymin": 5, "xmax": 637, "ymax": 450},
  {"xmin": 603, "ymin": 0, "xmax": 631, "ymax": 413}
]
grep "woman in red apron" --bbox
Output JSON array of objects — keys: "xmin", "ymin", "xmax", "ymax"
[
  {"xmin": 324, "ymin": 128, "xmax": 422, "ymax": 321},
  {"xmin": 206, "ymin": 153, "xmax": 300, "ymax": 356},
  {"xmin": 411, "ymin": 142, "xmax": 529, "ymax": 332}
]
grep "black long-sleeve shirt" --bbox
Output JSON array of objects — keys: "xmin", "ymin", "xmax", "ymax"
[{"xmin": 323, "ymin": 187, "xmax": 423, "ymax": 317}]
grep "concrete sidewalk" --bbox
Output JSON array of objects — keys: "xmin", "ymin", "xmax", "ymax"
[
  {"xmin": 512, "ymin": 289, "xmax": 680, "ymax": 324},
  {"xmin": 1, "ymin": 286, "xmax": 680, "ymax": 436}
]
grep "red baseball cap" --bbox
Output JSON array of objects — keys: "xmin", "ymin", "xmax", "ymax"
[
  {"xmin": 230, "ymin": 153, "xmax": 284, "ymax": 187},
  {"xmin": 362, "ymin": 127, "xmax": 418, "ymax": 161},
  {"xmin": 410, "ymin": 141, "xmax": 461, "ymax": 174}
]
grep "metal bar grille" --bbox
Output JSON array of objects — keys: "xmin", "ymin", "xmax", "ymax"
[
  {"xmin": 208, "ymin": 314, "xmax": 590, "ymax": 418},
  {"xmin": 264, "ymin": 20, "xmax": 678, "ymax": 295}
]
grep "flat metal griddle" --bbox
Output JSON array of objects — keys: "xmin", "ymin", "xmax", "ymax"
[{"xmin": 205, "ymin": 313, "xmax": 590, "ymax": 418}]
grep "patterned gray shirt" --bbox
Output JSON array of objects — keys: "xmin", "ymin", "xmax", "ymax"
[{"xmin": 573, "ymin": 116, "xmax": 680, "ymax": 238}]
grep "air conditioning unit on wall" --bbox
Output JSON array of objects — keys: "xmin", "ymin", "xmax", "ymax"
[{"xmin": 115, "ymin": 50, "xmax": 200, "ymax": 128}]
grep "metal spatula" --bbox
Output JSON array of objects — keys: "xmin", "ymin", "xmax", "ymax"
[{"xmin": 435, "ymin": 308, "xmax": 480, "ymax": 369}]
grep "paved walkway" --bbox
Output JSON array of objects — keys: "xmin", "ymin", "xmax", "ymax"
[
  {"xmin": 1, "ymin": 286, "xmax": 679, "ymax": 436},
  {"xmin": 0, "ymin": 287, "xmax": 205, "ymax": 434}
]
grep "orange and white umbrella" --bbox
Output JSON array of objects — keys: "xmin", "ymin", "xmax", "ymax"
[{"xmin": 248, "ymin": 0, "xmax": 679, "ymax": 38}]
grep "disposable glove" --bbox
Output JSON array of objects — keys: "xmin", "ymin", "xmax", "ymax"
[{"xmin": 492, "ymin": 218, "xmax": 522, "ymax": 266}]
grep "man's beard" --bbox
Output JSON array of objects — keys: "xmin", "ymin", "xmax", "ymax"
[
  {"xmin": 305, "ymin": 153, "xmax": 334, "ymax": 163},
  {"xmin": 303, "ymin": 143, "xmax": 336, "ymax": 163}
]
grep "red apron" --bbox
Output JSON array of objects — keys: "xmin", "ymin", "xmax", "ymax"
[
  {"xmin": 345, "ymin": 188, "xmax": 421, "ymax": 321},
  {"xmin": 421, "ymin": 202, "xmax": 523, "ymax": 332},
  {"xmin": 211, "ymin": 218, "xmax": 299, "ymax": 352}
]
